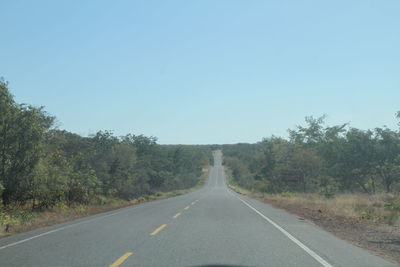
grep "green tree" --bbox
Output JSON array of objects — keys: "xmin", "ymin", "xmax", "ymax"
[{"xmin": 0, "ymin": 79, "xmax": 54, "ymax": 205}]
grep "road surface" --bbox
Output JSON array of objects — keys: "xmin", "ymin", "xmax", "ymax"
[{"xmin": 0, "ymin": 151, "xmax": 395, "ymax": 266}]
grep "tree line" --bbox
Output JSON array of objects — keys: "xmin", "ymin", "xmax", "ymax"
[
  {"xmin": 223, "ymin": 115, "xmax": 400, "ymax": 197},
  {"xmin": 0, "ymin": 78, "xmax": 211, "ymax": 210}
]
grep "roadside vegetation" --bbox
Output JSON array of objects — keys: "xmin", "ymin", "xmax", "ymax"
[
  {"xmin": 223, "ymin": 114, "xmax": 400, "ymax": 225},
  {"xmin": 0, "ymin": 78, "xmax": 211, "ymax": 235},
  {"xmin": 222, "ymin": 115, "xmax": 400, "ymax": 263}
]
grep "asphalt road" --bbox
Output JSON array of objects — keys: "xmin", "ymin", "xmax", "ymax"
[{"xmin": 0, "ymin": 151, "xmax": 396, "ymax": 266}]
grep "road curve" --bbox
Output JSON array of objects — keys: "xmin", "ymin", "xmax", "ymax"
[{"xmin": 0, "ymin": 151, "xmax": 395, "ymax": 266}]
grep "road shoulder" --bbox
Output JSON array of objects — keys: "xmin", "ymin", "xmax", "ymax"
[{"xmin": 228, "ymin": 184, "xmax": 399, "ymax": 265}]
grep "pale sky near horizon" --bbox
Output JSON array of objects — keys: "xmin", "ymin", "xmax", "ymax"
[{"xmin": 1, "ymin": 1, "xmax": 399, "ymax": 144}]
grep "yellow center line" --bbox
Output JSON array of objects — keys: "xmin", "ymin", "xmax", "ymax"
[
  {"xmin": 150, "ymin": 224, "xmax": 167, "ymax": 236},
  {"xmin": 109, "ymin": 252, "xmax": 133, "ymax": 267},
  {"xmin": 184, "ymin": 205, "xmax": 190, "ymax": 210},
  {"xmin": 172, "ymin": 212, "xmax": 181, "ymax": 219}
]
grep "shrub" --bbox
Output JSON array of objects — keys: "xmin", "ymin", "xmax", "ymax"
[
  {"xmin": 358, "ymin": 207, "xmax": 374, "ymax": 220},
  {"xmin": 385, "ymin": 198, "xmax": 400, "ymax": 212},
  {"xmin": 384, "ymin": 198, "xmax": 400, "ymax": 225},
  {"xmin": 319, "ymin": 184, "xmax": 338, "ymax": 198},
  {"xmin": 0, "ymin": 211, "xmax": 19, "ymax": 232},
  {"xmin": 12, "ymin": 210, "xmax": 36, "ymax": 224},
  {"xmin": 280, "ymin": 191, "xmax": 293, "ymax": 198},
  {"xmin": 95, "ymin": 195, "xmax": 108, "ymax": 205},
  {"xmin": 137, "ymin": 196, "xmax": 146, "ymax": 202}
]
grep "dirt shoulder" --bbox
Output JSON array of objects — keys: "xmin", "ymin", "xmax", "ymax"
[
  {"xmin": 229, "ymin": 185, "xmax": 400, "ymax": 265},
  {"xmin": 262, "ymin": 197, "xmax": 400, "ymax": 264}
]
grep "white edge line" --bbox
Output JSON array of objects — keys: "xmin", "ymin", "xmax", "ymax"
[
  {"xmin": 0, "ymin": 209, "xmax": 125, "ymax": 250},
  {"xmin": 229, "ymin": 190, "xmax": 332, "ymax": 267}
]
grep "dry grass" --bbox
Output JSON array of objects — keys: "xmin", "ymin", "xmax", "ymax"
[
  {"xmin": 0, "ymin": 198, "xmax": 142, "ymax": 237},
  {"xmin": 227, "ymin": 177, "xmax": 400, "ymax": 264},
  {"xmin": 226, "ymin": 169, "xmax": 400, "ymax": 226},
  {"xmin": 263, "ymin": 193, "xmax": 399, "ymax": 225},
  {"xmin": 260, "ymin": 192, "xmax": 400, "ymax": 264}
]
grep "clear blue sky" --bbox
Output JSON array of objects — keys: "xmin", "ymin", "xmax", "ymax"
[{"xmin": 1, "ymin": 1, "xmax": 399, "ymax": 144}]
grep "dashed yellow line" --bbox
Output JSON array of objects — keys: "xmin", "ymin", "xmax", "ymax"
[
  {"xmin": 172, "ymin": 212, "xmax": 181, "ymax": 219},
  {"xmin": 110, "ymin": 200, "xmax": 202, "ymax": 266},
  {"xmin": 150, "ymin": 224, "xmax": 167, "ymax": 236},
  {"xmin": 109, "ymin": 252, "xmax": 133, "ymax": 267}
]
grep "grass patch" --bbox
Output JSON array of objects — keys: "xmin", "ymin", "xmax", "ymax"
[
  {"xmin": 262, "ymin": 193, "xmax": 400, "ymax": 225},
  {"xmin": 225, "ymin": 167, "xmax": 400, "ymax": 226}
]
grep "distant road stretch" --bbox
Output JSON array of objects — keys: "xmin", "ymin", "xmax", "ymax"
[{"xmin": 0, "ymin": 151, "xmax": 395, "ymax": 266}]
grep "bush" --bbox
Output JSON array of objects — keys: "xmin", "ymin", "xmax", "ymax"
[
  {"xmin": 384, "ymin": 198, "xmax": 400, "ymax": 225},
  {"xmin": 12, "ymin": 210, "xmax": 36, "ymax": 224},
  {"xmin": 385, "ymin": 198, "xmax": 400, "ymax": 211},
  {"xmin": 319, "ymin": 184, "xmax": 338, "ymax": 198},
  {"xmin": 55, "ymin": 202, "xmax": 68, "ymax": 213},
  {"xmin": 137, "ymin": 196, "xmax": 146, "ymax": 203},
  {"xmin": 0, "ymin": 211, "xmax": 19, "ymax": 232},
  {"xmin": 95, "ymin": 195, "xmax": 108, "ymax": 205},
  {"xmin": 358, "ymin": 207, "xmax": 374, "ymax": 220},
  {"xmin": 252, "ymin": 180, "xmax": 268, "ymax": 193},
  {"xmin": 280, "ymin": 191, "xmax": 293, "ymax": 197}
]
